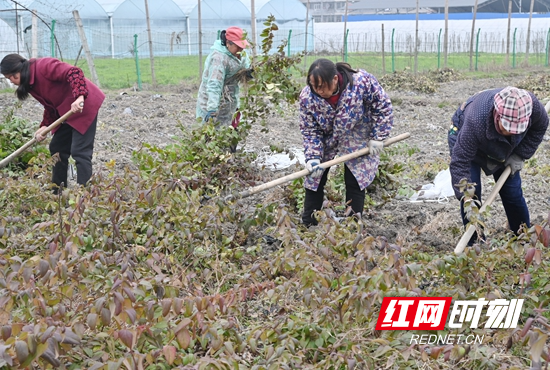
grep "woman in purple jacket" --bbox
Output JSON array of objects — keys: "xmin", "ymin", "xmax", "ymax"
[
  {"xmin": 1, "ymin": 54, "xmax": 105, "ymax": 192},
  {"xmin": 300, "ymin": 59, "xmax": 394, "ymax": 226}
]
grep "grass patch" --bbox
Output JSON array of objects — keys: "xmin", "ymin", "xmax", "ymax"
[{"xmin": 53, "ymin": 51, "xmax": 549, "ymax": 91}]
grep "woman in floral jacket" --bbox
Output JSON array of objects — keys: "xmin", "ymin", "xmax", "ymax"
[
  {"xmin": 300, "ymin": 59, "xmax": 394, "ymax": 226},
  {"xmin": 1, "ymin": 53, "xmax": 104, "ymax": 192}
]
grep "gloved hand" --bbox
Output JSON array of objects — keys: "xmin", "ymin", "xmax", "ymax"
[
  {"xmin": 245, "ymin": 68, "xmax": 254, "ymax": 81},
  {"xmin": 306, "ymin": 159, "xmax": 324, "ymax": 179},
  {"xmin": 368, "ymin": 140, "xmax": 384, "ymax": 156},
  {"xmin": 204, "ymin": 111, "xmax": 218, "ymax": 122},
  {"xmin": 504, "ymin": 153, "xmax": 524, "ymax": 175}
]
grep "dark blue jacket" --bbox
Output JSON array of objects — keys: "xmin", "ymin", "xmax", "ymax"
[{"xmin": 448, "ymin": 88, "xmax": 548, "ymax": 199}]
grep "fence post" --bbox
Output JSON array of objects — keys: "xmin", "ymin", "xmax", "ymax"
[
  {"xmin": 475, "ymin": 28, "xmax": 480, "ymax": 71},
  {"xmin": 414, "ymin": 0, "xmax": 419, "ymax": 74},
  {"xmin": 512, "ymin": 27, "xmax": 517, "ymax": 68},
  {"xmin": 469, "ymin": 0, "xmax": 479, "ymax": 71},
  {"xmin": 217, "ymin": 30, "xmax": 220, "ymax": 39},
  {"xmin": 134, "ymin": 34, "xmax": 142, "ymax": 90},
  {"xmin": 287, "ymin": 29, "xmax": 292, "ymax": 56},
  {"xmin": 546, "ymin": 28, "xmax": 550, "ymax": 67},
  {"xmin": 144, "ymin": 0, "xmax": 157, "ymax": 88},
  {"xmin": 50, "ymin": 19, "xmax": 56, "ymax": 57},
  {"xmin": 31, "ymin": 10, "xmax": 38, "ymax": 58},
  {"xmin": 288, "ymin": 30, "xmax": 293, "ymax": 72},
  {"xmin": 344, "ymin": 29, "xmax": 349, "ymax": 63},
  {"xmin": 391, "ymin": 28, "xmax": 395, "ymax": 72},
  {"xmin": 73, "ymin": 10, "xmax": 101, "ymax": 88},
  {"xmin": 381, "ymin": 24, "xmax": 386, "ymax": 74},
  {"xmin": 438, "ymin": 28, "xmax": 442, "ymax": 69}
]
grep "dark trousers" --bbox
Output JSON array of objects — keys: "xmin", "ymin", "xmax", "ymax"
[
  {"xmin": 302, "ymin": 165, "xmax": 365, "ymax": 226},
  {"xmin": 461, "ymin": 162, "xmax": 530, "ymax": 244},
  {"xmin": 49, "ymin": 117, "xmax": 97, "ymax": 189}
]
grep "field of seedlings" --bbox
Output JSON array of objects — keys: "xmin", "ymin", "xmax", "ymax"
[{"xmin": 1, "ymin": 21, "xmax": 550, "ymax": 369}]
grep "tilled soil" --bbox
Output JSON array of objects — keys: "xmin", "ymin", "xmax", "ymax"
[{"xmin": 2, "ymin": 69, "xmax": 549, "ymax": 251}]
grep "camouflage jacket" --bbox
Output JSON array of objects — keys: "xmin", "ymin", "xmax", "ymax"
[{"xmin": 196, "ymin": 40, "xmax": 250, "ymax": 126}]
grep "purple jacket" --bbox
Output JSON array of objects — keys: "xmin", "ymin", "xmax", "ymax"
[
  {"xmin": 29, "ymin": 58, "xmax": 105, "ymax": 135},
  {"xmin": 299, "ymin": 69, "xmax": 394, "ymax": 191},
  {"xmin": 449, "ymin": 88, "xmax": 549, "ymax": 198}
]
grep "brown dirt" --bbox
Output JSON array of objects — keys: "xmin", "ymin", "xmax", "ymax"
[{"xmin": 2, "ymin": 70, "xmax": 549, "ymax": 252}]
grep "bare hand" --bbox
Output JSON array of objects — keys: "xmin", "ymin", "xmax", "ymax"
[
  {"xmin": 71, "ymin": 97, "xmax": 85, "ymax": 113},
  {"xmin": 34, "ymin": 127, "xmax": 48, "ymax": 142}
]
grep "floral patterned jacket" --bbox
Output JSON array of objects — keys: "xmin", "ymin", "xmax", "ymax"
[
  {"xmin": 196, "ymin": 40, "xmax": 250, "ymax": 126},
  {"xmin": 299, "ymin": 69, "xmax": 394, "ymax": 191}
]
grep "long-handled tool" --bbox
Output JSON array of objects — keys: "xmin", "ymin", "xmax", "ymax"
[
  {"xmin": 232, "ymin": 132, "xmax": 411, "ymax": 200},
  {"xmin": 454, "ymin": 165, "xmax": 512, "ymax": 255},
  {"xmin": 0, "ymin": 110, "xmax": 74, "ymax": 169}
]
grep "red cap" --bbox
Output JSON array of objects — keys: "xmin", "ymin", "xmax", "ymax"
[{"xmin": 226, "ymin": 27, "xmax": 248, "ymax": 49}]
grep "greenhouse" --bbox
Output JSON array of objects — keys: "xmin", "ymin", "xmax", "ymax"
[
  {"xmin": 0, "ymin": 0, "xmax": 313, "ymax": 59},
  {"xmin": 188, "ymin": 0, "xmax": 251, "ymax": 54},
  {"xmin": 21, "ymin": 0, "xmax": 110, "ymax": 59},
  {"xmin": 111, "ymin": 0, "xmax": 187, "ymax": 57},
  {"xmin": 256, "ymin": 0, "xmax": 314, "ymax": 54},
  {"xmin": 0, "ymin": 17, "xmax": 17, "ymax": 55}
]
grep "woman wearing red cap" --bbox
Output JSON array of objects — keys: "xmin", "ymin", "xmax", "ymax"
[
  {"xmin": 448, "ymin": 86, "xmax": 549, "ymax": 245},
  {"xmin": 1, "ymin": 53, "xmax": 105, "ymax": 193},
  {"xmin": 196, "ymin": 26, "xmax": 251, "ymax": 147}
]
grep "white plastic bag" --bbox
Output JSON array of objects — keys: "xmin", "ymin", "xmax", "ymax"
[
  {"xmin": 253, "ymin": 146, "xmax": 305, "ymax": 171},
  {"xmin": 410, "ymin": 168, "xmax": 455, "ymax": 202}
]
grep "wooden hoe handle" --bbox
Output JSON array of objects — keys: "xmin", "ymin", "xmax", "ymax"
[
  {"xmin": 0, "ymin": 110, "xmax": 74, "ymax": 169},
  {"xmin": 454, "ymin": 165, "xmax": 512, "ymax": 254},
  {"xmin": 236, "ymin": 132, "xmax": 411, "ymax": 199}
]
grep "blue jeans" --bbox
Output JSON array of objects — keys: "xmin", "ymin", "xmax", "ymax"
[{"xmin": 460, "ymin": 163, "xmax": 530, "ymax": 244}]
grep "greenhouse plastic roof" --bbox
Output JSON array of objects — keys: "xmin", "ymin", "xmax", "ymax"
[
  {"xmin": 95, "ymin": 0, "xmax": 196, "ymax": 15},
  {"xmin": 189, "ymin": 0, "xmax": 251, "ymax": 20},
  {"xmin": 95, "ymin": 0, "xmax": 125, "ymax": 14},
  {"xmin": 112, "ymin": 0, "xmax": 185, "ymax": 19},
  {"xmin": 238, "ymin": 0, "xmax": 271, "ymax": 12},
  {"xmin": 349, "ymin": 0, "xmax": 493, "ymax": 9},
  {"xmin": 2, "ymin": 0, "xmax": 315, "ymax": 18},
  {"xmin": 257, "ymin": 0, "xmax": 309, "ymax": 21},
  {"xmin": 172, "ymin": 0, "xmax": 198, "ymax": 15},
  {"xmin": 26, "ymin": 0, "xmax": 108, "ymax": 19}
]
